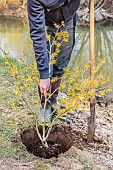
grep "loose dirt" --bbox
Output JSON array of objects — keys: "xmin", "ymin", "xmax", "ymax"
[{"xmin": 21, "ymin": 123, "xmax": 74, "ymax": 159}]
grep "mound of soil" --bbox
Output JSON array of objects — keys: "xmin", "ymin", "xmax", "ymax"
[{"xmin": 21, "ymin": 123, "xmax": 74, "ymax": 159}]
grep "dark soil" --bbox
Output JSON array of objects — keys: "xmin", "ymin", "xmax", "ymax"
[{"xmin": 21, "ymin": 123, "xmax": 74, "ymax": 159}]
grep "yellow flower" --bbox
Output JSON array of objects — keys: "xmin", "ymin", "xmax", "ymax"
[
  {"xmin": 5, "ymin": 60, "xmax": 11, "ymax": 66},
  {"xmin": 51, "ymin": 77, "xmax": 58, "ymax": 83},
  {"xmin": 14, "ymin": 81, "xmax": 20, "ymax": 86},
  {"xmin": 63, "ymin": 67, "xmax": 70, "ymax": 74},
  {"xmin": 56, "ymin": 42, "xmax": 61, "ymax": 48},
  {"xmin": 50, "ymin": 59, "xmax": 56, "ymax": 65},
  {"xmin": 21, "ymin": 75, "xmax": 25, "ymax": 79},
  {"xmin": 13, "ymin": 105, "xmax": 17, "ymax": 110},
  {"xmin": 31, "ymin": 70, "xmax": 38, "ymax": 74},
  {"xmin": 5, "ymin": 52, "xmax": 10, "ymax": 57},
  {"xmin": 46, "ymin": 34, "xmax": 51, "ymax": 40},
  {"xmin": 54, "ymin": 23, "xmax": 60, "ymax": 29},
  {"xmin": 21, "ymin": 50, "xmax": 25, "ymax": 55},
  {"xmin": 18, "ymin": 57, "xmax": 25, "ymax": 64},
  {"xmin": 50, "ymin": 52, "xmax": 57, "ymax": 58},
  {"xmin": 34, "ymin": 99, "xmax": 40, "ymax": 104},
  {"xmin": 60, "ymin": 83, "xmax": 65, "ymax": 89},
  {"xmin": 12, "ymin": 67, "xmax": 18, "ymax": 76},
  {"xmin": 23, "ymin": 82, "xmax": 28, "ymax": 88},
  {"xmin": 55, "ymin": 48, "xmax": 60, "ymax": 54},
  {"xmin": 28, "ymin": 75, "xmax": 33, "ymax": 81},
  {"xmin": 61, "ymin": 21, "xmax": 65, "ymax": 26},
  {"xmin": 53, "ymin": 40, "xmax": 58, "ymax": 46},
  {"xmin": 15, "ymin": 90, "xmax": 22, "ymax": 97}
]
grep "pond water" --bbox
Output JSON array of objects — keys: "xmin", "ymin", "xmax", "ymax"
[{"xmin": 0, "ymin": 17, "xmax": 113, "ymax": 96}]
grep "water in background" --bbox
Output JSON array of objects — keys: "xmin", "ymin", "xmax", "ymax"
[{"xmin": 0, "ymin": 17, "xmax": 113, "ymax": 95}]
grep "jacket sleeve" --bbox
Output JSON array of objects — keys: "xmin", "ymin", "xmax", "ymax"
[{"xmin": 27, "ymin": 0, "xmax": 50, "ymax": 79}]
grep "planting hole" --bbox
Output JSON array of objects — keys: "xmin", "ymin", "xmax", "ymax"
[{"xmin": 21, "ymin": 123, "xmax": 74, "ymax": 159}]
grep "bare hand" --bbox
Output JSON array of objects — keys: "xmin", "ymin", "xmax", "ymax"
[{"xmin": 40, "ymin": 78, "xmax": 50, "ymax": 96}]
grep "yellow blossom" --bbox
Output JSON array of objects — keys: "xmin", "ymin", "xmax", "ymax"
[
  {"xmin": 61, "ymin": 21, "xmax": 65, "ymax": 26},
  {"xmin": 5, "ymin": 60, "xmax": 11, "ymax": 66},
  {"xmin": 50, "ymin": 59, "xmax": 56, "ymax": 65},
  {"xmin": 46, "ymin": 33, "xmax": 51, "ymax": 40},
  {"xmin": 51, "ymin": 77, "xmax": 58, "ymax": 83},
  {"xmin": 5, "ymin": 52, "xmax": 10, "ymax": 57},
  {"xmin": 18, "ymin": 57, "xmax": 25, "ymax": 64},
  {"xmin": 28, "ymin": 75, "xmax": 33, "ymax": 81},
  {"xmin": 63, "ymin": 67, "xmax": 70, "ymax": 74},
  {"xmin": 34, "ymin": 99, "xmax": 40, "ymax": 104},
  {"xmin": 54, "ymin": 23, "xmax": 60, "ymax": 29},
  {"xmin": 12, "ymin": 67, "xmax": 18, "ymax": 76},
  {"xmin": 15, "ymin": 90, "xmax": 22, "ymax": 97},
  {"xmin": 60, "ymin": 83, "xmax": 65, "ymax": 89},
  {"xmin": 13, "ymin": 105, "xmax": 17, "ymax": 110},
  {"xmin": 14, "ymin": 81, "xmax": 20, "ymax": 86}
]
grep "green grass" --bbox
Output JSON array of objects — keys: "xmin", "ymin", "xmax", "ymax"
[
  {"xmin": 0, "ymin": 56, "xmax": 34, "ymax": 159},
  {"xmin": 0, "ymin": 56, "xmax": 20, "ymax": 64},
  {"xmin": 0, "ymin": 112, "xmax": 16, "ymax": 159},
  {"xmin": 0, "ymin": 57, "xmax": 5, "ymax": 63}
]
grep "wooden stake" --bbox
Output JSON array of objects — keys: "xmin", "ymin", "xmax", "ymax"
[{"xmin": 87, "ymin": 0, "xmax": 96, "ymax": 143}]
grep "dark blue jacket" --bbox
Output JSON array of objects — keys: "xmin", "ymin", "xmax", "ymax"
[{"xmin": 27, "ymin": 0, "xmax": 80, "ymax": 79}]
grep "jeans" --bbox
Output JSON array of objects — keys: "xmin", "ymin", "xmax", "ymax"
[{"xmin": 46, "ymin": 17, "xmax": 76, "ymax": 78}]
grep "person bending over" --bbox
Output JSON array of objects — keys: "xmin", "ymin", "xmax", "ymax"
[{"xmin": 27, "ymin": 0, "xmax": 80, "ymax": 123}]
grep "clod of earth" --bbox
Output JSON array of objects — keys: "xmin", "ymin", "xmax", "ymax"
[{"xmin": 21, "ymin": 123, "xmax": 75, "ymax": 159}]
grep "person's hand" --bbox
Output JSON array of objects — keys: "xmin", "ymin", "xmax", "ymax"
[{"xmin": 40, "ymin": 78, "xmax": 50, "ymax": 96}]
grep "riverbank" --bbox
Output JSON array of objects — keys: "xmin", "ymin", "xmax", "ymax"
[
  {"xmin": 0, "ymin": 0, "xmax": 113, "ymax": 26},
  {"xmin": 78, "ymin": 0, "xmax": 113, "ymax": 26},
  {"xmin": 0, "ymin": 57, "xmax": 113, "ymax": 169}
]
